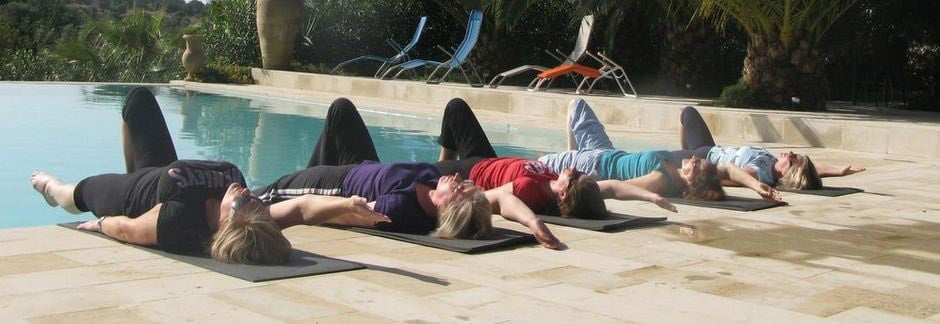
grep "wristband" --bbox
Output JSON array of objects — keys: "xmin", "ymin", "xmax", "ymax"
[{"xmin": 96, "ymin": 217, "xmax": 106, "ymax": 232}]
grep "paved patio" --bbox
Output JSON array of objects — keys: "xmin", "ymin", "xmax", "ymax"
[{"xmin": 2, "ymin": 77, "xmax": 939, "ymax": 323}]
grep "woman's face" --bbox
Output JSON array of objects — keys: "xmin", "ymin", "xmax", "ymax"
[
  {"xmin": 432, "ymin": 174, "xmax": 479, "ymax": 208},
  {"xmin": 551, "ymin": 168, "xmax": 585, "ymax": 196},
  {"xmin": 679, "ymin": 156, "xmax": 707, "ymax": 185},
  {"xmin": 776, "ymin": 151, "xmax": 804, "ymax": 172},
  {"xmin": 219, "ymin": 183, "xmax": 261, "ymax": 224}
]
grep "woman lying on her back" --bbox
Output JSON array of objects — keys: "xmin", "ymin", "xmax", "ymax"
[
  {"xmin": 252, "ymin": 98, "xmax": 562, "ymax": 249},
  {"xmin": 537, "ymin": 98, "xmax": 739, "ymax": 203},
  {"xmin": 434, "ymin": 98, "xmax": 678, "ymax": 218},
  {"xmin": 31, "ymin": 87, "xmax": 381, "ymax": 264},
  {"xmin": 671, "ymin": 106, "xmax": 865, "ymax": 191}
]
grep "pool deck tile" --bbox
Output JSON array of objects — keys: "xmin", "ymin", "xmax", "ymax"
[{"xmin": 5, "ymin": 78, "xmax": 940, "ymax": 322}]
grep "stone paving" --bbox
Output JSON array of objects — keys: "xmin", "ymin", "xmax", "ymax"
[{"xmin": 2, "ymin": 79, "xmax": 939, "ymax": 323}]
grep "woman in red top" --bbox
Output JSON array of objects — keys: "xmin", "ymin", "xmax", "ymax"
[{"xmin": 434, "ymin": 98, "xmax": 670, "ymax": 218}]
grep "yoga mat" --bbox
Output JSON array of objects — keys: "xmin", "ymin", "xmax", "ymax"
[
  {"xmin": 58, "ymin": 222, "xmax": 364, "ymax": 282},
  {"xmin": 346, "ymin": 227, "xmax": 535, "ymax": 253},
  {"xmin": 668, "ymin": 196, "xmax": 785, "ymax": 211},
  {"xmin": 536, "ymin": 213, "xmax": 667, "ymax": 231},
  {"xmin": 780, "ymin": 186, "xmax": 863, "ymax": 197}
]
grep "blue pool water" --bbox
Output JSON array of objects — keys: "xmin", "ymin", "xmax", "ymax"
[{"xmin": 0, "ymin": 84, "xmax": 552, "ymax": 228}]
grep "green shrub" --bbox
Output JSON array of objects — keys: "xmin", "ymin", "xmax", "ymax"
[
  {"xmin": 201, "ymin": 63, "xmax": 254, "ymax": 84},
  {"xmin": 199, "ymin": 0, "xmax": 259, "ymax": 67},
  {"xmin": 717, "ymin": 82, "xmax": 755, "ymax": 108}
]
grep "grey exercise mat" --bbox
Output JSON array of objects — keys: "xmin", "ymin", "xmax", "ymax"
[
  {"xmin": 668, "ymin": 196, "xmax": 785, "ymax": 211},
  {"xmin": 536, "ymin": 213, "xmax": 667, "ymax": 231},
  {"xmin": 58, "ymin": 221, "xmax": 364, "ymax": 282},
  {"xmin": 346, "ymin": 227, "xmax": 535, "ymax": 253},
  {"xmin": 780, "ymin": 186, "xmax": 863, "ymax": 197}
]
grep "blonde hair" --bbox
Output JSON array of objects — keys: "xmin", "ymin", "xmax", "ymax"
[
  {"xmin": 210, "ymin": 202, "xmax": 292, "ymax": 264},
  {"xmin": 777, "ymin": 156, "xmax": 822, "ymax": 190},
  {"xmin": 432, "ymin": 190, "xmax": 492, "ymax": 239}
]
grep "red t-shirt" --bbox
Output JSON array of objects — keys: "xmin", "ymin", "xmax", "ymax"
[{"xmin": 469, "ymin": 157, "xmax": 558, "ymax": 213}]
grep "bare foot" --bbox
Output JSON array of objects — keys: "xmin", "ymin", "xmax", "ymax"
[{"xmin": 31, "ymin": 171, "xmax": 61, "ymax": 207}]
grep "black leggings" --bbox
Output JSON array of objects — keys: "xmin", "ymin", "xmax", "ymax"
[
  {"xmin": 254, "ymin": 98, "xmax": 380, "ymax": 203},
  {"xmin": 74, "ymin": 87, "xmax": 178, "ymax": 213},
  {"xmin": 671, "ymin": 106, "xmax": 715, "ymax": 161},
  {"xmin": 307, "ymin": 97, "xmax": 379, "ymax": 167},
  {"xmin": 434, "ymin": 98, "xmax": 496, "ymax": 176}
]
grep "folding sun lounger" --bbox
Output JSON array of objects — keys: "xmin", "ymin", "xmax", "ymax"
[
  {"xmin": 489, "ymin": 15, "xmax": 594, "ymax": 89},
  {"xmin": 510, "ymin": 15, "xmax": 637, "ymax": 97},
  {"xmin": 330, "ymin": 16, "xmax": 428, "ymax": 78},
  {"xmin": 59, "ymin": 222, "xmax": 364, "ymax": 282},
  {"xmin": 382, "ymin": 10, "xmax": 485, "ymax": 87}
]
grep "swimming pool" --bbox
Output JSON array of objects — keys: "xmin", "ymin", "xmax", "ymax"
[{"xmin": 1, "ymin": 83, "xmax": 661, "ymax": 229}]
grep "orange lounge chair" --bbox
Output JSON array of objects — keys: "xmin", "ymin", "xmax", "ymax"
[{"xmin": 531, "ymin": 51, "xmax": 637, "ymax": 97}]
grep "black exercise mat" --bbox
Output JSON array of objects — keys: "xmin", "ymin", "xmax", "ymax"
[
  {"xmin": 58, "ymin": 221, "xmax": 364, "ymax": 282},
  {"xmin": 667, "ymin": 196, "xmax": 785, "ymax": 211},
  {"xmin": 346, "ymin": 227, "xmax": 535, "ymax": 253},
  {"xmin": 536, "ymin": 213, "xmax": 667, "ymax": 231},
  {"xmin": 780, "ymin": 186, "xmax": 863, "ymax": 197}
]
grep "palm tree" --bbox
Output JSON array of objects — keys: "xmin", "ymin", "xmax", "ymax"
[
  {"xmin": 697, "ymin": 0, "xmax": 860, "ymax": 110},
  {"xmin": 54, "ymin": 9, "xmax": 180, "ymax": 82}
]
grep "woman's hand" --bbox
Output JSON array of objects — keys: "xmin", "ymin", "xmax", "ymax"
[
  {"xmin": 531, "ymin": 220, "xmax": 562, "ymax": 250},
  {"xmin": 346, "ymin": 196, "xmax": 390, "ymax": 226},
  {"xmin": 647, "ymin": 193, "xmax": 677, "ymax": 213},
  {"xmin": 839, "ymin": 165, "xmax": 866, "ymax": 176},
  {"xmin": 755, "ymin": 183, "xmax": 784, "ymax": 203},
  {"xmin": 76, "ymin": 218, "xmax": 102, "ymax": 232}
]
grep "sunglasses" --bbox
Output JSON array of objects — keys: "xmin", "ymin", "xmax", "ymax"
[{"xmin": 230, "ymin": 195, "xmax": 263, "ymax": 216}]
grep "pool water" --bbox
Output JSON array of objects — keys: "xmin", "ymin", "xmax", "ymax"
[{"xmin": 0, "ymin": 84, "xmax": 555, "ymax": 228}]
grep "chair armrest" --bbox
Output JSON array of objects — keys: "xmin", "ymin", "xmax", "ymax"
[
  {"xmin": 436, "ymin": 45, "xmax": 455, "ymax": 58},
  {"xmin": 585, "ymin": 51, "xmax": 604, "ymax": 65},
  {"xmin": 386, "ymin": 39, "xmax": 403, "ymax": 52},
  {"xmin": 544, "ymin": 49, "xmax": 564, "ymax": 63}
]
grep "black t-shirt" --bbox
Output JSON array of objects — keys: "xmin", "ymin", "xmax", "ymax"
[{"xmin": 124, "ymin": 160, "xmax": 246, "ymax": 252}]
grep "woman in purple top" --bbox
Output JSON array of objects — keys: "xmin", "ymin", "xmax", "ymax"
[{"xmin": 253, "ymin": 98, "xmax": 561, "ymax": 249}]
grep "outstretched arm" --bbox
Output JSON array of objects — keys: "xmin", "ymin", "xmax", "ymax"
[
  {"xmin": 597, "ymin": 180, "xmax": 677, "ymax": 212},
  {"xmin": 816, "ymin": 163, "xmax": 866, "ymax": 178},
  {"xmin": 269, "ymin": 195, "xmax": 389, "ymax": 229},
  {"xmin": 77, "ymin": 203, "xmax": 159, "ymax": 245},
  {"xmin": 717, "ymin": 164, "xmax": 783, "ymax": 202},
  {"xmin": 484, "ymin": 189, "xmax": 562, "ymax": 250}
]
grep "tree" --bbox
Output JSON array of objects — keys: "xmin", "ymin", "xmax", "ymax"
[{"xmin": 698, "ymin": 0, "xmax": 860, "ymax": 110}]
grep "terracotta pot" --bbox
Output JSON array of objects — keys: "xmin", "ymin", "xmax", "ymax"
[
  {"xmin": 256, "ymin": 0, "xmax": 303, "ymax": 70},
  {"xmin": 181, "ymin": 35, "xmax": 205, "ymax": 81}
]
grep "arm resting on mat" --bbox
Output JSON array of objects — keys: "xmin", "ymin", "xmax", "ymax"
[
  {"xmin": 717, "ymin": 164, "xmax": 782, "ymax": 202},
  {"xmin": 484, "ymin": 189, "xmax": 562, "ymax": 250},
  {"xmin": 270, "ymin": 195, "xmax": 390, "ymax": 229},
  {"xmin": 77, "ymin": 204, "xmax": 159, "ymax": 245},
  {"xmin": 597, "ymin": 180, "xmax": 677, "ymax": 212}
]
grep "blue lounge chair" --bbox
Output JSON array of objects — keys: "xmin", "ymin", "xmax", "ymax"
[
  {"xmin": 330, "ymin": 16, "xmax": 428, "ymax": 78},
  {"xmin": 382, "ymin": 10, "xmax": 484, "ymax": 87}
]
